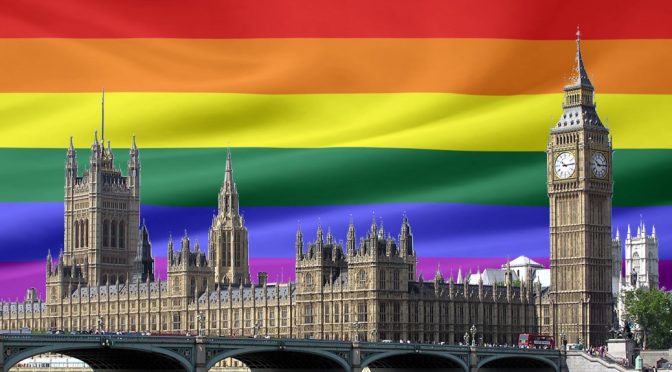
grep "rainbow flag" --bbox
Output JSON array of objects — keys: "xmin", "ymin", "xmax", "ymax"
[{"xmin": 1, "ymin": 0, "xmax": 671, "ymax": 299}]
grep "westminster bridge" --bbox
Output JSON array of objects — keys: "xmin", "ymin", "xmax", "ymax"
[{"xmin": 0, "ymin": 334, "xmax": 561, "ymax": 372}]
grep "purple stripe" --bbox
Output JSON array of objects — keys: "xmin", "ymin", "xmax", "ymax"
[{"xmin": 2, "ymin": 258, "xmax": 671, "ymax": 300}]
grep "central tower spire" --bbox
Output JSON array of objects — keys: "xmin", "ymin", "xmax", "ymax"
[
  {"xmin": 219, "ymin": 148, "xmax": 240, "ymax": 217},
  {"xmin": 101, "ymin": 89, "xmax": 105, "ymax": 145},
  {"xmin": 210, "ymin": 149, "xmax": 250, "ymax": 286},
  {"xmin": 573, "ymin": 27, "xmax": 593, "ymax": 89}
]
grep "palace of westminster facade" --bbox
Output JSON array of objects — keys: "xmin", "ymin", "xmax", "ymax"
[{"xmin": 1, "ymin": 36, "xmax": 621, "ymax": 347}]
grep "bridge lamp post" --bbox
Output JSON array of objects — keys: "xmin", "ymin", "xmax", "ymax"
[
  {"xmin": 464, "ymin": 331, "xmax": 470, "ymax": 346},
  {"xmin": 196, "ymin": 312, "xmax": 205, "ymax": 337},
  {"xmin": 470, "ymin": 325, "xmax": 477, "ymax": 347},
  {"xmin": 371, "ymin": 328, "xmax": 378, "ymax": 342}
]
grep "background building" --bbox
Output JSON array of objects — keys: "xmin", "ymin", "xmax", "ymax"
[{"xmin": 613, "ymin": 221, "xmax": 661, "ymax": 325}]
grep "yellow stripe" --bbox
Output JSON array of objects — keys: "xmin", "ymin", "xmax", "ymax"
[{"xmin": 0, "ymin": 93, "xmax": 668, "ymax": 151}]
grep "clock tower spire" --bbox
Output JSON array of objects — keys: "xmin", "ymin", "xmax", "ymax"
[{"xmin": 547, "ymin": 29, "xmax": 613, "ymax": 346}]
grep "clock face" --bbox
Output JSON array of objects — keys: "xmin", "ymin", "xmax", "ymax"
[
  {"xmin": 554, "ymin": 152, "xmax": 576, "ymax": 179},
  {"xmin": 591, "ymin": 152, "xmax": 608, "ymax": 178}
]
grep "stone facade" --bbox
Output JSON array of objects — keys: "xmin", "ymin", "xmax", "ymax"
[
  {"xmin": 0, "ymin": 144, "xmax": 538, "ymax": 344},
  {"xmin": 0, "ymin": 34, "xmax": 616, "ymax": 347}
]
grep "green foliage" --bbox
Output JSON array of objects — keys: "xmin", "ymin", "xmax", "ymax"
[{"xmin": 622, "ymin": 288, "xmax": 672, "ymax": 350}]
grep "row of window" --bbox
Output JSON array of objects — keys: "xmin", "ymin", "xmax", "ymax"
[
  {"xmin": 73, "ymin": 220, "xmax": 89, "ymax": 248},
  {"xmin": 102, "ymin": 219, "xmax": 126, "ymax": 248},
  {"xmin": 102, "ymin": 201, "xmax": 128, "ymax": 210}
]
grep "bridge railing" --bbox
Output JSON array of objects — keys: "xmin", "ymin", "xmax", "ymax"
[
  {"xmin": 0, "ymin": 334, "xmax": 196, "ymax": 344},
  {"xmin": 475, "ymin": 346, "xmax": 561, "ymax": 356},
  {"xmin": 357, "ymin": 341, "xmax": 470, "ymax": 353}
]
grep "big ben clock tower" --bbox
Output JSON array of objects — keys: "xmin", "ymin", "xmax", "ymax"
[{"xmin": 548, "ymin": 30, "xmax": 613, "ymax": 346}]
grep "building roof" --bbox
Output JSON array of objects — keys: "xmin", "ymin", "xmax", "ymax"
[
  {"xmin": 504, "ymin": 256, "xmax": 544, "ymax": 269},
  {"xmin": 468, "ymin": 268, "xmax": 519, "ymax": 286}
]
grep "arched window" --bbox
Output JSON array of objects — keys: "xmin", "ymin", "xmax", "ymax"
[
  {"xmin": 305, "ymin": 273, "xmax": 313, "ymax": 287},
  {"xmin": 74, "ymin": 221, "xmax": 80, "ymax": 248},
  {"xmin": 358, "ymin": 270, "xmax": 367, "ymax": 288},
  {"xmin": 118, "ymin": 221, "xmax": 126, "ymax": 248},
  {"xmin": 190, "ymin": 277, "xmax": 196, "ymax": 295},
  {"xmin": 85, "ymin": 220, "xmax": 89, "ymax": 247},
  {"xmin": 103, "ymin": 220, "xmax": 110, "ymax": 247},
  {"xmin": 110, "ymin": 220, "xmax": 117, "ymax": 247},
  {"xmin": 79, "ymin": 219, "xmax": 85, "ymax": 249},
  {"xmin": 632, "ymin": 252, "xmax": 641, "ymax": 273}
]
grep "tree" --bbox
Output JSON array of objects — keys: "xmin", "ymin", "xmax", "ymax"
[{"xmin": 622, "ymin": 288, "xmax": 672, "ymax": 350}]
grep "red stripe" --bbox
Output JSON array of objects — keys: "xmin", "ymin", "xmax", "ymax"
[{"xmin": 1, "ymin": 0, "xmax": 672, "ymax": 39}]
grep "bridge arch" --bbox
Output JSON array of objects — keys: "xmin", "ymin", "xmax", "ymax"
[
  {"xmin": 477, "ymin": 354, "xmax": 559, "ymax": 371},
  {"xmin": 3, "ymin": 339, "xmax": 193, "ymax": 372},
  {"xmin": 362, "ymin": 350, "xmax": 469, "ymax": 372},
  {"xmin": 205, "ymin": 346, "xmax": 350, "ymax": 371}
]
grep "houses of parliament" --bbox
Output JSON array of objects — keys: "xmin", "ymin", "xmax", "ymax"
[{"xmin": 0, "ymin": 34, "xmax": 617, "ymax": 347}]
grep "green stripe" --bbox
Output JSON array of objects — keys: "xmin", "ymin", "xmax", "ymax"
[{"xmin": 1, "ymin": 148, "xmax": 670, "ymax": 207}]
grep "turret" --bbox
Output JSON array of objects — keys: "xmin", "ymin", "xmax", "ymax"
[
  {"xmin": 399, "ymin": 213, "xmax": 413, "ymax": 256},
  {"xmin": 295, "ymin": 223, "xmax": 304, "ymax": 260},
  {"xmin": 434, "ymin": 266, "xmax": 444, "ymax": 294},
  {"xmin": 128, "ymin": 135, "xmax": 140, "ymax": 197},
  {"xmin": 181, "ymin": 230, "xmax": 190, "ymax": 264},
  {"xmin": 448, "ymin": 274, "xmax": 455, "ymax": 299},
  {"xmin": 326, "ymin": 226, "xmax": 334, "ymax": 245},
  {"xmin": 370, "ymin": 212, "xmax": 378, "ymax": 237},
  {"xmin": 168, "ymin": 234, "xmax": 174, "ymax": 264},
  {"xmin": 46, "ymin": 250, "xmax": 52, "ymax": 277},
  {"xmin": 66, "ymin": 137, "xmax": 77, "ymax": 185},
  {"xmin": 346, "ymin": 216, "xmax": 356, "ymax": 256},
  {"xmin": 505, "ymin": 262, "xmax": 512, "ymax": 302},
  {"xmin": 194, "ymin": 240, "xmax": 201, "ymax": 267},
  {"xmin": 57, "ymin": 249, "xmax": 65, "ymax": 276},
  {"xmin": 89, "ymin": 131, "xmax": 102, "ymax": 186},
  {"xmin": 315, "ymin": 223, "xmax": 324, "ymax": 259}
]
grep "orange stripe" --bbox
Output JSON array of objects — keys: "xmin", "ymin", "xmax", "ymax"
[{"xmin": 1, "ymin": 38, "xmax": 670, "ymax": 94}]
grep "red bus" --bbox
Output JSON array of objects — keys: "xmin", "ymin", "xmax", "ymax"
[{"xmin": 518, "ymin": 333, "xmax": 555, "ymax": 349}]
